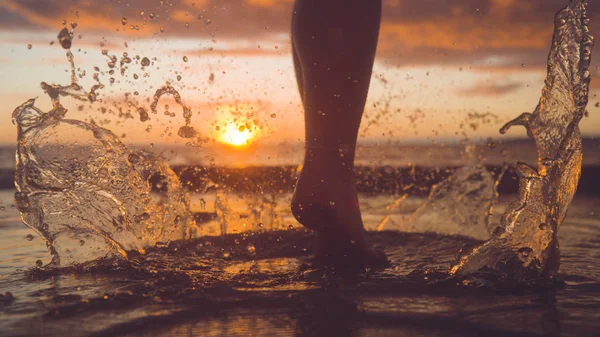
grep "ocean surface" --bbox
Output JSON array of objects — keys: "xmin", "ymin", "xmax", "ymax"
[
  {"xmin": 1, "ymin": 156, "xmax": 600, "ymax": 336},
  {"xmin": 3, "ymin": 137, "xmax": 600, "ymax": 170}
]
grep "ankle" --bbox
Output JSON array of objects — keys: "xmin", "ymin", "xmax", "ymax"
[{"xmin": 304, "ymin": 144, "xmax": 356, "ymax": 169}]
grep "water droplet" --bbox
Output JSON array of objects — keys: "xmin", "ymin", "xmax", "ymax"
[
  {"xmin": 258, "ymin": 223, "xmax": 264, "ymax": 228},
  {"xmin": 35, "ymin": 260, "xmax": 43, "ymax": 268},
  {"xmin": 79, "ymin": 240, "xmax": 85, "ymax": 246},
  {"xmin": 121, "ymin": 17, "xmax": 128, "ymax": 26},
  {"xmin": 270, "ymin": 113, "xmax": 276, "ymax": 118},
  {"xmin": 215, "ymin": 125, "xmax": 220, "ymax": 131},
  {"xmin": 26, "ymin": 234, "xmax": 34, "ymax": 241},
  {"xmin": 247, "ymin": 244, "xmax": 256, "ymax": 254},
  {"xmin": 183, "ymin": 56, "xmax": 188, "ymax": 62},
  {"xmin": 204, "ymin": 18, "xmax": 212, "ymax": 25},
  {"xmin": 138, "ymin": 107, "xmax": 150, "ymax": 122},
  {"xmin": 57, "ymin": 28, "xmax": 72, "ymax": 49},
  {"xmin": 27, "ymin": 44, "xmax": 32, "ymax": 50},
  {"xmin": 178, "ymin": 125, "xmax": 197, "ymax": 138},
  {"xmin": 177, "ymin": 75, "xmax": 182, "ymax": 81},
  {"xmin": 238, "ymin": 125, "xmax": 245, "ymax": 132},
  {"xmin": 0, "ymin": 206, "xmax": 5, "ymax": 211},
  {"xmin": 141, "ymin": 57, "xmax": 150, "ymax": 67},
  {"xmin": 222, "ymin": 251, "xmax": 231, "ymax": 259}
]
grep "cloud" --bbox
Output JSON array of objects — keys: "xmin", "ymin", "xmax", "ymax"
[
  {"xmin": 0, "ymin": 0, "xmax": 598, "ymax": 70},
  {"xmin": 1, "ymin": 0, "xmax": 159, "ymax": 34},
  {"xmin": 456, "ymin": 80, "xmax": 524, "ymax": 96},
  {"xmin": 180, "ymin": 44, "xmax": 291, "ymax": 58},
  {"xmin": 246, "ymin": 0, "xmax": 293, "ymax": 8}
]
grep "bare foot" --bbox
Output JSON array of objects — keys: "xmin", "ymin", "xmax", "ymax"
[{"xmin": 291, "ymin": 149, "xmax": 387, "ymax": 267}]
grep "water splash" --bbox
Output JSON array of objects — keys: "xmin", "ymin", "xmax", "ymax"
[
  {"xmin": 215, "ymin": 188, "xmax": 231, "ymax": 237},
  {"xmin": 149, "ymin": 85, "xmax": 198, "ymax": 138},
  {"xmin": 377, "ymin": 143, "xmax": 504, "ymax": 239},
  {"xmin": 11, "ymin": 29, "xmax": 200, "ymax": 267},
  {"xmin": 12, "ymin": 99, "xmax": 198, "ymax": 267},
  {"xmin": 451, "ymin": 0, "xmax": 593, "ymax": 281},
  {"xmin": 40, "ymin": 28, "xmax": 104, "ymax": 110},
  {"xmin": 398, "ymin": 165, "xmax": 498, "ymax": 240}
]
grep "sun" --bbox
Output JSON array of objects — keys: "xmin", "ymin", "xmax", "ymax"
[
  {"xmin": 219, "ymin": 123, "xmax": 255, "ymax": 147},
  {"xmin": 213, "ymin": 103, "xmax": 268, "ymax": 147}
]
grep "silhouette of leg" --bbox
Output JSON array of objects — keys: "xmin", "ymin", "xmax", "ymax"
[{"xmin": 291, "ymin": 0, "xmax": 385, "ymax": 266}]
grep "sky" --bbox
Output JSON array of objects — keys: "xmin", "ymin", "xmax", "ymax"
[{"xmin": 1, "ymin": 0, "xmax": 599, "ymax": 148}]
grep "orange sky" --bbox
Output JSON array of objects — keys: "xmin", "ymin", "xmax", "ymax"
[{"xmin": 1, "ymin": 0, "xmax": 599, "ymax": 148}]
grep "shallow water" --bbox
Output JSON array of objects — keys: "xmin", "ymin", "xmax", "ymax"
[{"xmin": 2, "ymin": 190, "xmax": 600, "ymax": 337}]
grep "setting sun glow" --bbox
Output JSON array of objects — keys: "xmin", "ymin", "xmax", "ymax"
[{"xmin": 219, "ymin": 123, "xmax": 255, "ymax": 147}]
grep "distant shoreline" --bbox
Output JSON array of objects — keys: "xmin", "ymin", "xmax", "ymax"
[
  {"xmin": 2, "ymin": 164, "xmax": 599, "ymax": 195},
  {"xmin": 1, "ymin": 138, "xmax": 599, "ymax": 169},
  {"xmin": 1, "ymin": 138, "xmax": 598, "ymax": 195}
]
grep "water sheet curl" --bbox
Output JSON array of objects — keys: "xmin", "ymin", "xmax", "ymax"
[
  {"xmin": 11, "ymin": 27, "xmax": 199, "ymax": 267},
  {"xmin": 451, "ymin": 0, "xmax": 594, "ymax": 281}
]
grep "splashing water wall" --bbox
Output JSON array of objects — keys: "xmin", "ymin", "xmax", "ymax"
[
  {"xmin": 451, "ymin": 0, "xmax": 594, "ymax": 281},
  {"xmin": 12, "ymin": 27, "xmax": 199, "ymax": 267}
]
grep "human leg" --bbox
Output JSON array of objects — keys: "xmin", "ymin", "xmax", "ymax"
[{"xmin": 290, "ymin": 0, "xmax": 384, "ymax": 265}]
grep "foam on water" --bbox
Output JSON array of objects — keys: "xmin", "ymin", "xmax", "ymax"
[{"xmin": 450, "ymin": 0, "xmax": 594, "ymax": 281}]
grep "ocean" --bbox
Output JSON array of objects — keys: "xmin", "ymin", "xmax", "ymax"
[{"xmin": 1, "ymin": 140, "xmax": 600, "ymax": 337}]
